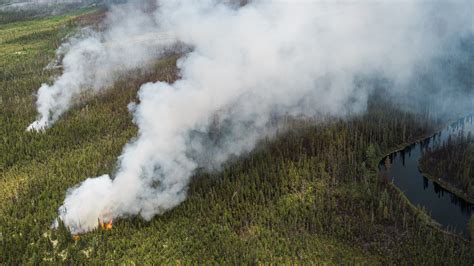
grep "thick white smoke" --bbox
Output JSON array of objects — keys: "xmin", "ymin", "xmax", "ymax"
[
  {"xmin": 51, "ymin": 0, "xmax": 473, "ymax": 234},
  {"xmin": 27, "ymin": 5, "xmax": 176, "ymax": 131}
]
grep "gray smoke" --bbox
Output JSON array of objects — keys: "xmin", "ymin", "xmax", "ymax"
[
  {"xmin": 46, "ymin": 0, "xmax": 473, "ymax": 234},
  {"xmin": 27, "ymin": 4, "xmax": 176, "ymax": 131}
]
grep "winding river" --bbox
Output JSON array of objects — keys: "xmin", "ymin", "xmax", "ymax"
[{"xmin": 379, "ymin": 116, "xmax": 473, "ymax": 237}]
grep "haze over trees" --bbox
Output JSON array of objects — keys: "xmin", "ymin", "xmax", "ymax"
[{"xmin": 0, "ymin": 3, "xmax": 473, "ymax": 264}]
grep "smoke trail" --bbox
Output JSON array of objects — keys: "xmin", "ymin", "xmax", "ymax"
[
  {"xmin": 54, "ymin": 0, "xmax": 473, "ymax": 234},
  {"xmin": 27, "ymin": 4, "xmax": 176, "ymax": 131}
]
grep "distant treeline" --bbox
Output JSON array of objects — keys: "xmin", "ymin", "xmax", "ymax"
[
  {"xmin": 0, "ymin": 0, "xmax": 126, "ymax": 24},
  {"xmin": 1, "ymin": 10, "xmax": 473, "ymax": 264}
]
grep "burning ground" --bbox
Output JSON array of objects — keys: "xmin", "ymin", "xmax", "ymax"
[
  {"xmin": 1, "ymin": 2, "xmax": 474, "ymax": 264},
  {"xmin": 25, "ymin": 0, "xmax": 474, "ymax": 235}
]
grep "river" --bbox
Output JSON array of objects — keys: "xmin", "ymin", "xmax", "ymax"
[{"xmin": 379, "ymin": 116, "xmax": 473, "ymax": 237}]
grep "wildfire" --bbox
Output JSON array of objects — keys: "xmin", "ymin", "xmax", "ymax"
[
  {"xmin": 99, "ymin": 218, "xmax": 113, "ymax": 230},
  {"xmin": 70, "ymin": 218, "xmax": 113, "ymax": 240}
]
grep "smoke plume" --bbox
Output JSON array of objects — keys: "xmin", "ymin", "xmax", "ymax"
[
  {"xmin": 44, "ymin": 0, "xmax": 473, "ymax": 234},
  {"xmin": 27, "ymin": 4, "xmax": 176, "ymax": 131}
]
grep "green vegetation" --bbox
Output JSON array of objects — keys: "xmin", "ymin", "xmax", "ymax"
[
  {"xmin": 1, "ymin": 11, "xmax": 473, "ymax": 264},
  {"xmin": 0, "ymin": 2, "xmax": 100, "ymax": 24},
  {"xmin": 0, "ymin": 9, "xmax": 106, "ymax": 172},
  {"xmin": 419, "ymin": 129, "xmax": 474, "ymax": 202}
]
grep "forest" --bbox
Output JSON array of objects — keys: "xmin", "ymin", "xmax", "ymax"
[
  {"xmin": 0, "ymin": 6, "xmax": 473, "ymax": 265},
  {"xmin": 419, "ymin": 129, "xmax": 474, "ymax": 202},
  {"xmin": 0, "ymin": 1, "xmax": 103, "ymax": 24}
]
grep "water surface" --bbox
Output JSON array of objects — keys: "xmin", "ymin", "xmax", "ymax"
[{"xmin": 379, "ymin": 116, "xmax": 473, "ymax": 236}]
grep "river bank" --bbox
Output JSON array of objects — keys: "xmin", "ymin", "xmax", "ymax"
[
  {"xmin": 418, "ymin": 168, "xmax": 474, "ymax": 204},
  {"xmin": 377, "ymin": 115, "xmax": 474, "ymax": 238}
]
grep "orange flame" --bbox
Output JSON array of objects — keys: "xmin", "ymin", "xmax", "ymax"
[{"xmin": 99, "ymin": 218, "xmax": 113, "ymax": 230}]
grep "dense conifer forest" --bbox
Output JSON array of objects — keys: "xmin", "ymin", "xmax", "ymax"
[
  {"xmin": 0, "ymin": 8, "xmax": 473, "ymax": 264},
  {"xmin": 420, "ymin": 131, "xmax": 474, "ymax": 202}
]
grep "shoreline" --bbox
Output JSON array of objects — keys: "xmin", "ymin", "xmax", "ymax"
[
  {"xmin": 375, "ymin": 118, "xmax": 472, "ymax": 242},
  {"xmin": 417, "ymin": 165, "xmax": 474, "ymax": 204}
]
